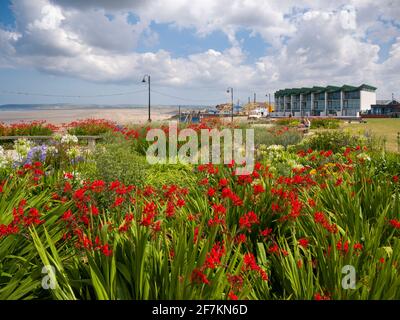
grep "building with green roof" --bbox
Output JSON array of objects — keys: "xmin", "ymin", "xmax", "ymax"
[{"xmin": 274, "ymin": 84, "xmax": 377, "ymax": 117}]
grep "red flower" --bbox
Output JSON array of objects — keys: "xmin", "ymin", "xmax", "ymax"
[
  {"xmin": 314, "ymin": 293, "xmax": 330, "ymax": 300},
  {"xmin": 91, "ymin": 180, "xmax": 105, "ymax": 192},
  {"xmin": 334, "ymin": 178, "xmax": 343, "ymax": 186},
  {"xmin": 235, "ymin": 234, "xmax": 247, "ymax": 244},
  {"xmin": 268, "ymin": 244, "xmax": 279, "ymax": 255},
  {"xmin": 297, "ymin": 259, "xmax": 303, "ymax": 269},
  {"xmin": 64, "ymin": 172, "xmax": 74, "ymax": 179},
  {"xmin": 314, "ymin": 212, "xmax": 325, "ymax": 224},
  {"xmin": 298, "ymin": 238, "xmax": 309, "ymax": 249},
  {"xmin": 271, "ymin": 203, "xmax": 280, "ymax": 212},
  {"xmin": 101, "ymin": 244, "xmax": 113, "ymax": 256},
  {"xmin": 389, "ymin": 219, "xmax": 400, "ymax": 229},
  {"xmin": 228, "ymin": 292, "xmax": 238, "ymax": 300},
  {"xmin": 91, "ymin": 205, "xmax": 99, "ymax": 216},
  {"xmin": 336, "ymin": 239, "xmax": 349, "ymax": 254},
  {"xmin": 73, "ymin": 188, "xmax": 86, "ymax": 201},
  {"xmin": 221, "ymin": 187, "xmax": 233, "ymax": 198},
  {"xmin": 253, "ymin": 184, "xmax": 265, "ymax": 195},
  {"xmin": 61, "ymin": 210, "xmax": 73, "ymax": 221},
  {"xmin": 113, "ymin": 197, "xmax": 125, "ymax": 207},
  {"xmin": 243, "ymin": 253, "xmax": 259, "ymax": 270},
  {"xmin": 212, "ymin": 204, "xmax": 226, "ymax": 215},
  {"xmin": 191, "ymin": 268, "xmax": 210, "ymax": 285},
  {"xmin": 204, "ymin": 242, "xmax": 225, "ymax": 269},
  {"xmin": 393, "ymin": 175, "xmax": 399, "ymax": 183},
  {"xmin": 63, "ymin": 182, "xmax": 72, "ymax": 193},
  {"xmin": 260, "ymin": 228, "xmax": 273, "ymax": 237},
  {"xmin": 176, "ymin": 198, "xmax": 185, "ymax": 207},
  {"xmin": 239, "ymin": 211, "xmax": 259, "ymax": 231},
  {"xmin": 207, "ymin": 187, "xmax": 216, "ymax": 197},
  {"xmin": 353, "ymin": 243, "xmax": 363, "ymax": 254},
  {"xmin": 219, "ymin": 178, "xmax": 228, "ymax": 187}
]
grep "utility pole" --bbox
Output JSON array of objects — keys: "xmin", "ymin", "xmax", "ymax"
[
  {"xmin": 178, "ymin": 105, "xmax": 181, "ymax": 125},
  {"xmin": 227, "ymin": 87, "xmax": 234, "ymax": 122},
  {"xmin": 142, "ymin": 74, "xmax": 151, "ymax": 122},
  {"xmin": 254, "ymin": 93, "xmax": 256, "ymax": 103}
]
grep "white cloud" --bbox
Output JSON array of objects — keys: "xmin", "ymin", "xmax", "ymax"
[{"xmin": 0, "ymin": 0, "xmax": 399, "ymax": 99}]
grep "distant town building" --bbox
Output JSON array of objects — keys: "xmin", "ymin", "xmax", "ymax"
[
  {"xmin": 370, "ymin": 99, "xmax": 400, "ymax": 117},
  {"xmin": 215, "ymin": 103, "xmax": 241, "ymax": 114},
  {"xmin": 274, "ymin": 84, "xmax": 377, "ymax": 117},
  {"xmin": 243, "ymin": 102, "xmax": 271, "ymax": 113}
]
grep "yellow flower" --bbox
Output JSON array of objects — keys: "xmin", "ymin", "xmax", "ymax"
[{"xmin": 309, "ymin": 169, "xmax": 317, "ymax": 175}]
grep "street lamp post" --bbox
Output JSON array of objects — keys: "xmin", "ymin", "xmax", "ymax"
[
  {"xmin": 266, "ymin": 93, "xmax": 271, "ymax": 111},
  {"xmin": 226, "ymin": 87, "xmax": 234, "ymax": 122},
  {"xmin": 142, "ymin": 74, "xmax": 151, "ymax": 122}
]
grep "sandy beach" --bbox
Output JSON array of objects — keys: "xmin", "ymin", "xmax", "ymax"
[{"xmin": 0, "ymin": 107, "xmax": 177, "ymax": 124}]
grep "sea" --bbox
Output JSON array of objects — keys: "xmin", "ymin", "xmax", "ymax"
[{"xmin": 0, "ymin": 103, "xmax": 206, "ymax": 112}]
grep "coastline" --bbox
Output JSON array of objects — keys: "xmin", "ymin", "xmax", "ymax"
[{"xmin": 0, "ymin": 107, "xmax": 176, "ymax": 124}]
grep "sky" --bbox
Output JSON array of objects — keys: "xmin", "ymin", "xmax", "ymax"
[{"xmin": 0, "ymin": 0, "xmax": 399, "ymax": 106}]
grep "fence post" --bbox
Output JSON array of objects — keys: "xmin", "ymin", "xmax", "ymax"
[
  {"xmin": 397, "ymin": 132, "xmax": 399, "ymax": 153},
  {"xmin": 88, "ymin": 138, "xmax": 96, "ymax": 152}
]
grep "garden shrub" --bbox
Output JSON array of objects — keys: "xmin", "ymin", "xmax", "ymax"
[
  {"xmin": 310, "ymin": 118, "xmax": 340, "ymax": 129},
  {"xmin": 254, "ymin": 127, "xmax": 303, "ymax": 147},
  {"xmin": 275, "ymin": 118, "xmax": 301, "ymax": 127},
  {"xmin": 88, "ymin": 137, "xmax": 148, "ymax": 186},
  {"xmin": 145, "ymin": 162, "xmax": 197, "ymax": 187},
  {"xmin": 296, "ymin": 130, "xmax": 384, "ymax": 153},
  {"xmin": 369, "ymin": 151, "xmax": 400, "ymax": 178}
]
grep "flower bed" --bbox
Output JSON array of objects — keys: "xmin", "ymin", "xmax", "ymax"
[
  {"xmin": 0, "ymin": 122, "xmax": 399, "ymax": 300},
  {"xmin": 0, "ymin": 121, "xmax": 57, "ymax": 136},
  {"xmin": 66, "ymin": 119, "xmax": 119, "ymax": 136}
]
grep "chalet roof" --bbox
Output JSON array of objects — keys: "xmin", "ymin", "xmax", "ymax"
[{"xmin": 275, "ymin": 84, "xmax": 377, "ymax": 97}]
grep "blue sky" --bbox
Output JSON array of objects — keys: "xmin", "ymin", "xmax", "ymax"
[{"xmin": 0, "ymin": 0, "xmax": 399, "ymax": 105}]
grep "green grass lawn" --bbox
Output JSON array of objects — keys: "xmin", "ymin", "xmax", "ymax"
[{"xmin": 339, "ymin": 118, "xmax": 400, "ymax": 152}]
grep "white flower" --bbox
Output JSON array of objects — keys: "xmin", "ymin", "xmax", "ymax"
[
  {"xmin": 66, "ymin": 146, "xmax": 80, "ymax": 158},
  {"xmin": 14, "ymin": 138, "xmax": 33, "ymax": 159},
  {"xmin": 291, "ymin": 163, "xmax": 304, "ymax": 170},
  {"xmin": 267, "ymin": 144, "xmax": 284, "ymax": 152},
  {"xmin": 357, "ymin": 153, "xmax": 371, "ymax": 161},
  {"xmin": 46, "ymin": 146, "xmax": 58, "ymax": 155},
  {"xmin": 61, "ymin": 134, "xmax": 78, "ymax": 144},
  {"xmin": 0, "ymin": 146, "xmax": 8, "ymax": 168}
]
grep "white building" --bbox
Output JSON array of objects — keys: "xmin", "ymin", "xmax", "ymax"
[{"xmin": 274, "ymin": 84, "xmax": 377, "ymax": 117}]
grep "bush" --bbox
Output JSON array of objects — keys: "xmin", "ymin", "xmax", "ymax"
[
  {"xmin": 369, "ymin": 151, "xmax": 400, "ymax": 178},
  {"xmin": 296, "ymin": 130, "xmax": 384, "ymax": 153},
  {"xmin": 275, "ymin": 118, "xmax": 301, "ymax": 127},
  {"xmin": 310, "ymin": 118, "xmax": 340, "ymax": 129},
  {"xmin": 254, "ymin": 126, "xmax": 303, "ymax": 147},
  {"xmin": 145, "ymin": 163, "xmax": 197, "ymax": 187},
  {"xmin": 87, "ymin": 137, "xmax": 148, "ymax": 186}
]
